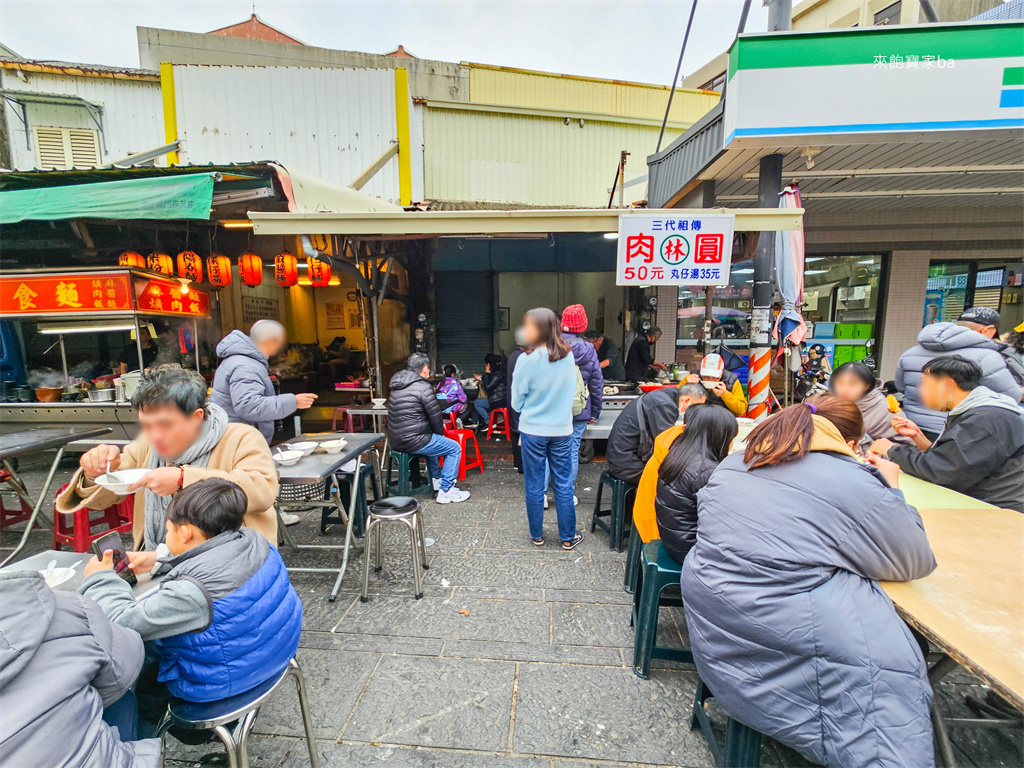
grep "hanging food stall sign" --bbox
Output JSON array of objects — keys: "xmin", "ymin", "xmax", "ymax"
[
  {"xmin": 616, "ymin": 213, "xmax": 735, "ymax": 286},
  {"xmin": 0, "ymin": 273, "xmax": 134, "ymax": 316},
  {"xmin": 134, "ymin": 276, "xmax": 210, "ymax": 317}
]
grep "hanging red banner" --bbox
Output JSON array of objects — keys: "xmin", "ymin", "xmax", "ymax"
[{"xmin": 0, "ymin": 273, "xmax": 133, "ymax": 315}]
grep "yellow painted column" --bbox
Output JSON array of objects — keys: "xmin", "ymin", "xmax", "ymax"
[
  {"xmin": 394, "ymin": 67, "xmax": 412, "ymax": 206},
  {"xmin": 160, "ymin": 63, "xmax": 179, "ymax": 166}
]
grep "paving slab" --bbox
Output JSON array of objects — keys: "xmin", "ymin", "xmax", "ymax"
[
  {"xmin": 425, "ymin": 553, "xmax": 625, "ymax": 592},
  {"xmin": 251, "ymin": 648, "xmax": 378, "ymax": 740},
  {"xmin": 513, "ymin": 663, "xmax": 713, "ymax": 765},
  {"xmin": 442, "ymin": 638, "xmax": 624, "ymax": 667},
  {"xmin": 343, "ymin": 655, "xmax": 516, "ymax": 752},
  {"xmin": 340, "ymin": 595, "xmax": 551, "ymax": 643}
]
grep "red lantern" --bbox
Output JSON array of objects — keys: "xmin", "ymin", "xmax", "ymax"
[
  {"xmin": 206, "ymin": 254, "xmax": 232, "ymax": 287},
  {"xmin": 274, "ymin": 252, "xmax": 299, "ymax": 287},
  {"xmin": 238, "ymin": 252, "xmax": 263, "ymax": 287},
  {"xmin": 147, "ymin": 252, "xmax": 174, "ymax": 276},
  {"xmin": 307, "ymin": 256, "xmax": 332, "ymax": 287},
  {"xmin": 176, "ymin": 251, "xmax": 203, "ymax": 283},
  {"xmin": 118, "ymin": 250, "xmax": 145, "ymax": 269}
]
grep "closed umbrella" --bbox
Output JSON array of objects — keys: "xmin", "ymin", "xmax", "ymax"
[{"xmin": 772, "ymin": 184, "xmax": 807, "ymax": 404}]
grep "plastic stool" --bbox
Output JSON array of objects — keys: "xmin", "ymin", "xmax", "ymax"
[
  {"xmin": 322, "ymin": 463, "xmax": 380, "ymax": 536},
  {"xmin": 623, "ymin": 519, "xmax": 643, "ymax": 593},
  {"xmin": 590, "ymin": 470, "xmax": 636, "ymax": 551},
  {"xmin": 632, "ymin": 540, "xmax": 693, "ymax": 678},
  {"xmin": 443, "ymin": 426, "xmax": 484, "ymax": 482},
  {"xmin": 156, "ymin": 658, "xmax": 318, "ymax": 768},
  {"xmin": 360, "ymin": 497, "xmax": 428, "ymax": 602},
  {"xmin": 691, "ymin": 676, "xmax": 763, "ymax": 767},
  {"xmin": 331, "ymin": 406, "xmax": 367, "ymax": 433},
  {"xmin": 384, "ymin": 451, "xmax": 432, "ymax": 497},
  {"xmin": 0, "ymin": 469, "xmax": 33, "ymax": 530},
  {"xmin": 52, "ymin": 484, "xmax": 135, "ymax": 553},
  {"xmin": 486, "ymin": 407, "xmax": 511, "ymax": 441}
]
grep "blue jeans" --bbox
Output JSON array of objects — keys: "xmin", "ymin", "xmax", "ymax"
[
  {"xmin": 521, "ymin": 432, "xmax": 577, "ymax": 542},
  {"xmin": 473, "ymin": 397, "xmax": 490, "ymax": 423},
  {"xmin": 417, "ymin": 433, "xmax": 462, "ymax": 492},
  {"xmin": 544, "ymin": 420, "xmax": 588, "ymax": 491}
]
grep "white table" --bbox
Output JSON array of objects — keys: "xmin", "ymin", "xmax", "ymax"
[
  {"xmin": 1, "ymin": 548, "xmax": 163, "ymax": 597},
  {"xmin": 275, "ymin": 432, "xmax": 385, "ymax": 601}
]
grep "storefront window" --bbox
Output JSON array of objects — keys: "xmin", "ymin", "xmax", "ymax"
[{"xmin": 927, "ymin": 260, "xmax": 1024, "ymax": 333}]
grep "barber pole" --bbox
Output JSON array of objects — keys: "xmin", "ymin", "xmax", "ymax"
[{"xmin": 746, "ymin": 347, "xmax": 772, "ymax": 420}]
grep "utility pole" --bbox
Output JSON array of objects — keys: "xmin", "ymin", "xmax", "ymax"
[{"xmin": 746, "ymin": 0, "xmax": 790, "ymax": 420}]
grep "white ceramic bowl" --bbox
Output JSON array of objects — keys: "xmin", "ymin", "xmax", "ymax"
[
  {"xmin": 321, "ymin": 438, "xmax": 348, "ymax": 454},
  {"xmin": 273, "ymin": 450, "xmax": 303, "ymax": 467},
  {"xmin": 288, "ymin": 441, "xmax": 318, "ymax": 456},
  {"xmin": 95, "ymin": 468, "xmax": 149, "ymax": 495},
  {"xmin": 371, "ymin": 397, "xmax": 387, "ymax": 409}
]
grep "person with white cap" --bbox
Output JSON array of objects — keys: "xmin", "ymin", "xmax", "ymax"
[{"xmin": 686, "ymin": 353, "xmax": 747, "ymax": 416}]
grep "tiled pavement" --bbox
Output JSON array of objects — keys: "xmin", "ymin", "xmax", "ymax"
[{"xmin": 3, "ymin": 453, "xmax": 1022, "ymax": 767}]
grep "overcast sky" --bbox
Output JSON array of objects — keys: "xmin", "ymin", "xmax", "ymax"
[{"xmin": 0, "ymin": 0, "xmax": 769, "ymax": 84}]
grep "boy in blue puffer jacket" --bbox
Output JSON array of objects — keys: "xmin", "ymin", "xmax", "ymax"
[{"xmin": 80, "ymin": 478, "xmax": 303, "ymax": 708}]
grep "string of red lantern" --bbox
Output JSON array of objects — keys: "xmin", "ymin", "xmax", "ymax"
[
  {"xmin": 238, "ymin": 252, "xmax": 264, "ymax": 287},
  {"xmin": 177, "ymin": 251, "xmax": 203, "ymax": 283},
  {"xmin": 275, "ymin": 252, "xmax": 298, "ymax": 287},
  {"xmin": 118, "ymin": 251, "xmax": 146, "ymax": 268},
  {"xmin": 207, "ymin": 254, "xmax": 232, "ymax": 287},
  {"xmin": 146, "ymin": 252, "xmax": 174, "ymax": 276},
  {"xmin": 307, "ymin": 256, "xmax": 332, "ymax": 287}
]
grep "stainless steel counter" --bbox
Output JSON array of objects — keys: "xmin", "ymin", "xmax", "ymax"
[{"xmin": 0, "ymin": 402, "xmax": 137, "ymax": 444}]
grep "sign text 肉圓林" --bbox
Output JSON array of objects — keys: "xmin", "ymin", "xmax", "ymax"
[{"xmin": 616, "ymin": 213, "xmax": 735, "ymax": 287}]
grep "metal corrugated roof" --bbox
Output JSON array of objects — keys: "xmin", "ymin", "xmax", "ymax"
[
  {"xmin": 646, "ymin": 102, "xmax": 725, "ymax": 208},
  {"xmin": 0, "ymin": 58, "xmax": 158, "ymax": 79}
]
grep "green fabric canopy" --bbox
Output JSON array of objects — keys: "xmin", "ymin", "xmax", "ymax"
[{"xmin": 0, "ymin": 173, "xmax": 216, "ymax": 224}]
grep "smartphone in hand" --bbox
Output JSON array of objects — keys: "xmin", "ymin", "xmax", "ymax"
[{"xmin": 92, "ymin": 532, "xmax": 138, "ymax": 587}]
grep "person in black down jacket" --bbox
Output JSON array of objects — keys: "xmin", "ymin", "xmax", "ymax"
[
  {"xmin": 387, "ymin": 354, "xmax": 470, "ymax": 504},
  {"xmin": 655, "ymin": 404, "xmax": 737, "ymax": 563},
  {"xmin": 473, "ymin": 354, "xmax": 508, "ymax": 428}
]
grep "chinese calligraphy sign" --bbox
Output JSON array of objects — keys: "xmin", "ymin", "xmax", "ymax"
[
  {"xmin": 616, "ymin": 214, "xmax": 734, "ymax": 286},
  {"xmin": 134, "ymin": 277, "xmax": 210, "ymax": 318},
  {"xmin": 0, "ymin": 273, "xmax": 132, "ymax": 315}
]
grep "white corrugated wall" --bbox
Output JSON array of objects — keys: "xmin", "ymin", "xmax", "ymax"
[
  {"xmin": 0, "ymin": 70, "xmax": 164, "ymax": 170},
  {"xmin": 423, "ymin": 106, "xmax": 684, "ymax": 206},
  {"xmin": 172, "ymin": 65, "xmax": 417, "ymax": 204}
]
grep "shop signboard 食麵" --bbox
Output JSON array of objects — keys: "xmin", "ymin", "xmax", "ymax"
[
  {"xmin": 0, "ymin": 273, "xmax": 134, "ymax": 316},
  {"xmin": 616, "ymin": 213, "xmax": 735, "ymax": 286}
]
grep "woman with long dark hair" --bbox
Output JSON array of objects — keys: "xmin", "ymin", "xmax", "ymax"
[
  {"xmin": 654, "ymin": 404, "xmax": 737, "ymax": 563},
  {"xmin": 510, "ymin": 308, "xmax": 583, "ymax": 549},
  {"xmin": 828, "ymin": 361, "xmax": 910, "ymax": 447},
  {"xmin": 681, "ymin": 395, "xmax": 938, "ymax": 768}
]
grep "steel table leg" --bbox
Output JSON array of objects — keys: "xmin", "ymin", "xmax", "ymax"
[
  {"xmin": 1, "ymin": 447, "xmax": 65, "ymax": 568},
  {"xmin": 329, "ymin": 453, "xmax": 363, "ymax": 602},
  {"xmin": 927, "ymin": 654, "xmax": 961, "ymax": 768}
]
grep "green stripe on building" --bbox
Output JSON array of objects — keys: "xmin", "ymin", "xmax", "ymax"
[
  {"xmin": 1004, "ymin": 66, "xmax": 1024, "ymax": 86},
  {"xmin": 728, "ymin": 23, "xmax": 1024, "ymax": 78}
]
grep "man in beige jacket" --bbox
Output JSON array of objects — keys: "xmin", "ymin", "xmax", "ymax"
[{"xmin": 58, "ymin": 365, "xmax": 279, "ymax": 552}]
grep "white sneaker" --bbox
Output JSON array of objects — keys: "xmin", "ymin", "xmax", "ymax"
[
  {"xmin": 280, "ymin": 513, "xmax": 301, "ymax": 526},
  {"xmin": 543, "ymin": 495, "xmax": 549, "ymax": 509},
  {"xmin": 573, "ymin": 495, "xmax": 578, "ymax": 506},
  {"xmin": 432, "ymin": 478, "xmax": 441, "ymax": 491},
  {"xmin": 436, "ymin": 487, "xmax": 470, "ymax": 504}
]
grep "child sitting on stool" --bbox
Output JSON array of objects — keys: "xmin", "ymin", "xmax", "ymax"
[{"xmin": 80, "ymin": 478, "xmax": 303, "ymax": 721}]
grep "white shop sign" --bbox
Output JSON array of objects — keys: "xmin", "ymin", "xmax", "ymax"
[{"xmin": 616, "ymin": 213, "xmax": 735, "ymax": 286}]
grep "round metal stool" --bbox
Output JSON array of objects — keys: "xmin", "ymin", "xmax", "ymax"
[{"xmin": 360, "ymin": 496, "xmax": 428, "ymax": 602}]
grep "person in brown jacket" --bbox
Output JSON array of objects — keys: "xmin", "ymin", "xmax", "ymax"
[{"xmin": 58, "ymin": 365, "xmax": 279, "ymax": 554}]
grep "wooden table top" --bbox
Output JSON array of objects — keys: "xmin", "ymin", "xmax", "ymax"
[{"xmin": 880, "ymin": 507, "xmax": 1024, "ymax": 711}]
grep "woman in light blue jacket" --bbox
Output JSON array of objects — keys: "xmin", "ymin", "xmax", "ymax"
[{"xmin": 511, "ymin": 308, "xmax": 583, "ymax": 550}]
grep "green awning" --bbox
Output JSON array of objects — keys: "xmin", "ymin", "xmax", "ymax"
[{"xmin": 0, "ymin": 173, "xmax": 216, "ymax": 224}]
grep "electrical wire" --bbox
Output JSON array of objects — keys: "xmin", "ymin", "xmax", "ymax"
[{"xmin": 655, "ymin": 0, "xmax": 699, "ymax": 155}]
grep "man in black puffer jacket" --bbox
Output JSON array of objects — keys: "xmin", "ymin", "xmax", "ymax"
[{"xmin": 387, "ymin": 354, "xmax": 470, "ymax": 504}]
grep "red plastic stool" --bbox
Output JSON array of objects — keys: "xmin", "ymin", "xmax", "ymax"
[
  {"xmin": 331, "ymin": 406, "xmax": 368, "ymax": 433},
  {"xmin": 52, "ymin": 483, "xmax": 135, "ymax": 553},
  {"xmin": 487, "ymin": 407, "xmax": 511, "ymax": 441},
  {"xmin": 0, "ymin": 469, "xmax": 34, "ymax": 530},
  {"xmin": 441, "ymin": 426, "xmax": 485, "ymax": 482}
]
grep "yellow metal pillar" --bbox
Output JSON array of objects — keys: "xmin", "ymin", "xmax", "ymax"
[
  {"xmin": 394, "ymin": 67, "xmax": 412, "ymax": 206},
  {"xmin": 160, "ymin": 63, "xmax": 179, "ymax": 166}
]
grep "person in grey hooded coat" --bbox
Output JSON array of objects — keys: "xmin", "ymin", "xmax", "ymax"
[
  {"xmin": 210, "ymin": 322, "xmax": 317, "ymax": 441},
  {"xmin": 0, "ymin": 572, "xmax": 160, "ymax": 768},
  {"xmin": 682, "ymin": 396, "xmax": 938, "ymax": 768},
  {"xmin": 895, "ymin": 322, "xmax": 1022, "ymax": 437}
]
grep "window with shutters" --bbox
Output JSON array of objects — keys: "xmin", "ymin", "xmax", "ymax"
[{"xmin": 32, "ymin": 126, "xmax": 101, "ymax": 169}]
